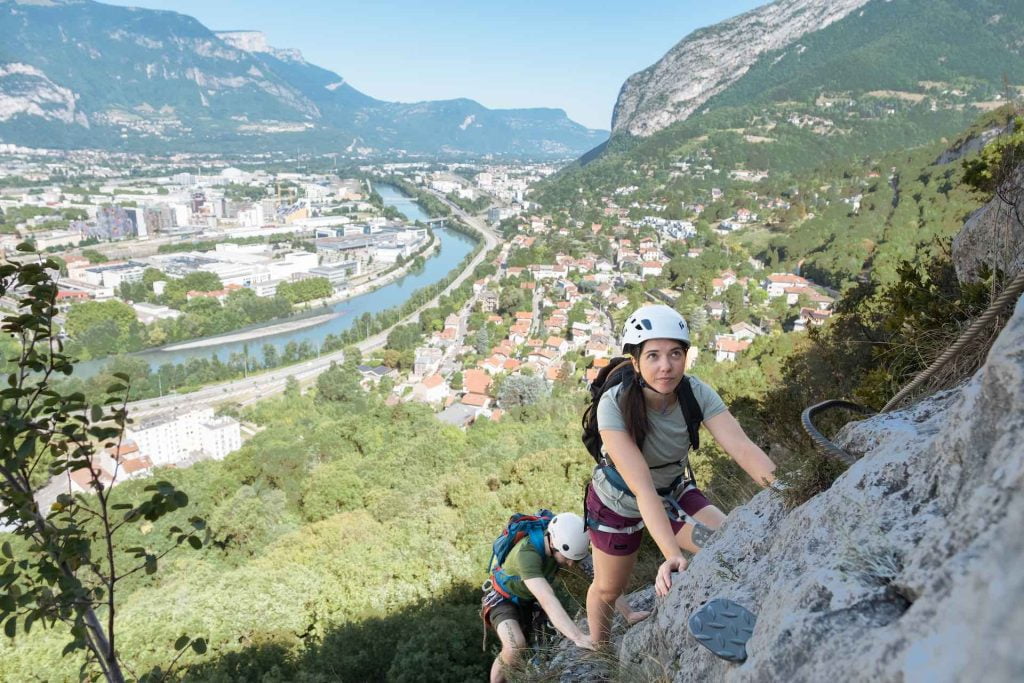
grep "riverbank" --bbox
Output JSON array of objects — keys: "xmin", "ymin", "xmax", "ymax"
[
  {"xmin": 161, "ymin": 312, "xmax": 341, "ymax": 351},
  {"xmin": 293, "ymin": 227, "xmax": 440, "ymax": 311},
  {"xmin": 123, "ymin": 237, "xmax": 492, "ymax": 418}
]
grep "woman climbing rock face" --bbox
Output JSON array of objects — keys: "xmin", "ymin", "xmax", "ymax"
[{"xmin": 584, "ymin": 304, "xmax": 777, "ymax": 645}]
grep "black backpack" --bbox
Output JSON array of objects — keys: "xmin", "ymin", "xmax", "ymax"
[{"xmin": 581, "ymin": 357, "xmax": 703, "ymax": 473}]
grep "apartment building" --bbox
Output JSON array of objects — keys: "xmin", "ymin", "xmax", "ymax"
[{"xmin": 126, "ymin": 407, "xmax": 241, "ymax": 467}]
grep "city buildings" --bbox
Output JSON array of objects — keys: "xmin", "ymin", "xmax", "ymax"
[{"xmin": 125, "ymin": 407, "xmax": 242, "ymax": 467}]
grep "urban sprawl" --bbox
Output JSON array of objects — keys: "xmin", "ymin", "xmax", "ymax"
[{"xmin": 1, "ymin": 147, "xmax": 836, "ymax": 494}]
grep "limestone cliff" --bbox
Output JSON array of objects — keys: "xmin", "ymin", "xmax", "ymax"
[
  {"xmin": 0, "ymin": 0, "xmax": 606, "ymax": 155},
  {"xmin": 954, "ymin": 168, "xmax": 1024, "ymax": 284},
  {"xmin": 610, "ymin": 0, "xmax": 870, "ymax": 137}
]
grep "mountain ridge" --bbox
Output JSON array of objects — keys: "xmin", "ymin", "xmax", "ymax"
[
  {"xmin": 0, "ymin": 0, "xmax": 606, "ymax": 156},
  {"xmin": 611, "ymin": 0, "xmax": 873, "ymax": 137},
  {"xmin": 610, "ymin": 0, "xmax": 1024, "ymax": 140}
]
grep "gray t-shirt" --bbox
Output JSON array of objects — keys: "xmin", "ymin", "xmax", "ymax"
[{"xmin": 593, "ymin": 375, "xmax": 727, "ymax": 517}]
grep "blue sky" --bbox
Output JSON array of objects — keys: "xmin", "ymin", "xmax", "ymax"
[{"xmin": 102, "ymin": 0, "xmax": 770, "ymax": 130}]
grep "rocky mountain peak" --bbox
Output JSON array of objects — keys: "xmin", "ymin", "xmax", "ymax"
[
  {"xmin": 611, "ymin": 0, "xmax": 871, "ymax": 137},
  {"xmin": 216, "ymin": 30, "xmax": 306, "ymax": 63},
  {"xmin": 0, "ymin": 0, "xmax": 606, "ymax": 155}
]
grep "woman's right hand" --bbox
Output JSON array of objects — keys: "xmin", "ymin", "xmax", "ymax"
[{"xmin": 655, "ymin": 555, "xmax": 688, "ymax": 597}]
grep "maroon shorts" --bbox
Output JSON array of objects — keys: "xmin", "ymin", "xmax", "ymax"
[{"xmin": 585, "ymin": 483, "xmax": 711, "ymax": 556}]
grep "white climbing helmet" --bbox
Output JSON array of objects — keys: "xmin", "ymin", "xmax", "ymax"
[
  {"xmin": 620, "ymin": 304, "xmax": 690, "ymax": 352},
  {"xmin": 548, "ymin": 512, "xmax": 590, "ymax": 561}
]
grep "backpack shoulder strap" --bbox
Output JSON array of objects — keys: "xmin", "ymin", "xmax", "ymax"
[
  {"xmin": 527, "ymin": 526, "xmax": 546, "ymax": 559},
  {"xmin": 600, "ymin": 358, "xmax": 633, "ymax": 395},
  {"xmin": 676, "ymin": 376, "xmax": 704, "ymax": 451}
]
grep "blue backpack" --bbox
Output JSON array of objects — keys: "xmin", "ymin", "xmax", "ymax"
[{"xmin": 485, "ymin": 509, "xmax": 553, "ymax": 604}]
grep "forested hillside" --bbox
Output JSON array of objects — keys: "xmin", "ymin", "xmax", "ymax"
[
  {"xmin": 536, "ymin": 105, "xmax": 1012, "ymax": 289},
  {"xmin": 703, "ymin": 0, "xmax": 1024, "ymax": 112},
  {"xmin": 0, "ymin": 369, "xmax": 593, "ymax": 680}
]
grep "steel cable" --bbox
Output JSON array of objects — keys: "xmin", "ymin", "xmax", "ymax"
[
  {"xmin": 800, "ymin": 400, "xmax": 876, "ymax": 465},
  {"xmin": 800, "ymin": 269, "xmax": 1024, "ymax": 463},
  {"xmin": 880, "ymin": 268, "xmax": 1024, "ymax": 412}
]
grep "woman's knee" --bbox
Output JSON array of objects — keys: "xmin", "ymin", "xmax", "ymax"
[
  {"xmin": 589, "ymin": 577, "xmax": 627, "ymax": 604},
  {"xmin": 695, "ymin": 505, "xmax": 726, "ymax": 529},
  {"xmin": 590, "ymin": 549, "xmax": 638, "ymax": 601}
]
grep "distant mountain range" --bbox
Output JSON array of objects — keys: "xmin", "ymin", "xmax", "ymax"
[{"xmin": 0, "ymin": 0, "xmax": 607, "ymax": 157}]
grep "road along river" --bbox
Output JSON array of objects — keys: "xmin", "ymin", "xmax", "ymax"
[
  {"xmin": 75, "ymin": 183, "xmax": 475, "ymax": 377},
  {"xmin": 122, "ymin": 185, "xmax": 500, "ymax": 418}
]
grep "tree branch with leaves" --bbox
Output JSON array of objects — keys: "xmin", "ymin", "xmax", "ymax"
[{"xmin": 0, "ymin": 245, "xmax": 208, "ymax": 682}]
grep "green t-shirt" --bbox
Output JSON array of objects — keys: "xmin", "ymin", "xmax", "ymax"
[
  {"xmin": 500, "ymin": 535, "xmax": 558, "ymax": 602},
  {"xmin": 593, "ymin": 375, "xmax": 727, "ymax": 517}
]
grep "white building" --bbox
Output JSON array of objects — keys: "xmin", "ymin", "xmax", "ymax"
[
  {"xmin": 374, "ymin": 242, "xmax": 411, "ymax": 263},
  {"xmin": 410, "ymin": 374, "xmax": 450, "ymax": 405},
  {"xmin": 430, "ymin": 179, "xmax": 461, "ymax": 194},
  {"xmin": 714, "ymin": 335, "xmax": 752, "ymax": 363},
  {"xmin": 764, "ymin": 273, "xmax": 811, "ymax": 298},
  {"xmin": 414, "ymin": 346, "xmax": 444, "ymax": 377},
  {"xmin": 267, "ymin": 251, "xmax": 318, "ymax": 281},
  {"xmin": 237, "ymin": 203, "xmax": 264, "ymax": 228},
  {"xmin": 171, "ymin": 203, "xmax": 192, "ymax": 226},
  {"xmin": 252, "ymin": 279, "xmax": 282, "ymax": 297},
  {"xmin": 81, "ymin": 262, "xmax": 146, "ymax": 289},
  {"xmin": 199, "ymin": 261, "xmax": 270, "ymax": 288},
  {"xmin": 33, "ymin": 229, "xmax": 83, "ymax": 250},
  {"xmin": 126, "ymin": 407, "xmax": 241, "ymax": 467},
  {"xmin": 198, "ymin": 416, "xmax": 242, "ymax": 460},
  {"xmin": 132, "ymin": 302, "xmax": 182, "ymax": 324}
]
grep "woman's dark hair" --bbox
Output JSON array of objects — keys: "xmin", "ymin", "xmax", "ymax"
[{"xmin": 619, "ymin": 363, "xmax": 650, "ymax": 451}]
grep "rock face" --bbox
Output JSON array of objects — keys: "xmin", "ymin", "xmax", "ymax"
[
  {"xmin": 602, "ymin": 298, "xmax": 1024, "ymax": 682},
  {"xmin": 215, "ymin": 31, "xmax": 305, "ymax": 63},
  {"xmin": 953, "ymin": 162, "xmax": 1024, "ymax": 283},
  {"xmin": 610, "ymin": 0, "xmax": 870, "ymax": 137}
]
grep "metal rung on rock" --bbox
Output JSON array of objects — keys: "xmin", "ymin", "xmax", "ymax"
[{"xmin": 688, "ymin": 598, "xmax": 757, "ymax": 663}]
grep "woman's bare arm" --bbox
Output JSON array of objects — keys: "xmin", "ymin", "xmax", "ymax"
[
  {"xmin": 600, "ymin": 429, "xmax": 686, "ymax": 562},
  {"xmin": 703, "ymin": 411, "xmax": 776, "ymax": 486}
]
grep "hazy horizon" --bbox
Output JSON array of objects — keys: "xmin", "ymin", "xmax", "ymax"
[{"xmin": 98, "ymin": 0, "xmax": 771, "ymax": 130}]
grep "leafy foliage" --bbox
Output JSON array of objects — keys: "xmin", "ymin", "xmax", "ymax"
[
  {"xmin": 276, "ymin": 277, "xmax": 333, "ymax": 304},
  {"xmin": 0, "ymin": 248, "xmax": 206, "ymax": 681},
  {"xmin": 497, "ymin": 374, "xmax": 549, "ymax": 408}
]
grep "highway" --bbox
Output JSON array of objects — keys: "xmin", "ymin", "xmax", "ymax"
[{"xmin": 125, "ymin": 198, "xmax": 499, "ymax": 420}]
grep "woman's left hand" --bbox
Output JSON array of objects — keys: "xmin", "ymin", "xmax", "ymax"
[{"xmin": 655, "ymin": 555, "xmax": 688, "ymax": 597}]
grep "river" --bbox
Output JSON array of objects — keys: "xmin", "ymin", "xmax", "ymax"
[{"xmin": 77, "ymin": 183, "xmax": 476, "ymax": 375}]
